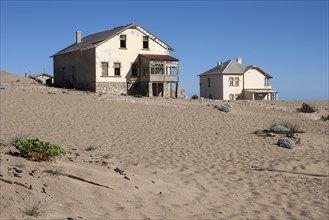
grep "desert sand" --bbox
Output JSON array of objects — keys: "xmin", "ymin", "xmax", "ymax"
[{"xmin": 0, "ymin": 70, "xmax": 328, "ymax": 220}]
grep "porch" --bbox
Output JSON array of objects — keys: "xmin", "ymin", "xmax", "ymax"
[
  {"xmin": 138, "ymin": 54, "xmax": 180, "ymax": 98},
  {"xmin": 244, "ymin": 90, "xmax": 279, "ymax": 100}
]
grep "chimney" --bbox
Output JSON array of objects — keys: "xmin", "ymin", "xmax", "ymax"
[
  {"xmin": 236, "ymin": 57, "xmax": 242, "ymax": 64},
  {"xmin": 76, "ymin": 31, "xmax": 81, "ymax": 44},
  {"xmin": 217, "ymin": 61, "xmax": 222, "ymax": 66}
]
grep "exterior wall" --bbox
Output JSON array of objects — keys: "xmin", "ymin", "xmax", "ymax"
[
  {"xmin": 222, "ymin": 75, "xmax": 243, "ymax": 100},
  {"xmin": 244, "ymin": 68, "xmax": 271, "ymax": 90},
  {"xmin": 96, "ymin": 82, "xmax": 127, "ymax": 94},
  {"xmin": 95, "ymin": 28, "xmax": 168, "ymax": 94},
  {"xmin": 54, "ymin": 49, "xmax": 96, "ymax": 91},
  {"xmin": 200, "ymin": 74, "xmax": 223, "ymax": 99}
]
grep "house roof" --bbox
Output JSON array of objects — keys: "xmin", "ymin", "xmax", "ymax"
[
  {"xmin": 139, "ymin": 54, "xmax": 179, "ymax": 62},
  {"xmin": 51, "ymin": 23, "xmax": 174, "ymax": 57},
  {"xmin": 198, "ymin": 60, "xmax": 272, "ymax": 78},
  {"xmin": 30, "ymin": 73, "xmax": 53, "ymax": 78}
]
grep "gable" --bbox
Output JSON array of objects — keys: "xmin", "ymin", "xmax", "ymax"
[{"xmin": 246, "ymin": 66, "xmax": 272, "ymax": 79}]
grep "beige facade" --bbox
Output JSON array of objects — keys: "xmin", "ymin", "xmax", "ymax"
[
  {"xmin": 199, "ymin": 58, "xmax": 278, "ymax": 100},
  {"xmin": 52, "ymin": 23, "xmax": 181, "ymax": 98}
]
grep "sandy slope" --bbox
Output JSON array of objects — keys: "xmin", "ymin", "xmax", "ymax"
[{"xmin": 1, "ymin": 71, "xmax": 328, "ymax": 219}]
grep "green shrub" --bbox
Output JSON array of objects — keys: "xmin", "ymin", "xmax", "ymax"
[
  {"xmin": 10, "ymin": 133, "xmax": 26, "ymax": 145},
  {"xmin": 270, "ymin": 125, "xmax": 289, "ymax": 132},
  {"xmin": 277, "ymin": 137, "xmax": 295, "ymax": 149},
  {"xmin": 270, "ymin": 122, "xmax": 299, "ymax": 132},
  {"xmin": 191, "ymin": 94, "xmax": 199, "ymax": 99},
  {"xmin": 297, "ymin": 103, "xmax": 317, "ymax": 113},
  {"xmin": 13, "ymin": 138, "xmax": 65, "ymax": 161},
  {"xmin": 218, "ymin": 105, "xmax": 231, "ymax": 112}
]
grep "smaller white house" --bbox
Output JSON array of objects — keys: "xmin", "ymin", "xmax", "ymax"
[
  {"xmin": 29, "ymin": 73, "xmax": 54, "ymax": 85},
  {"xmin": 198, "ymin": 58, "xmax": 278, "ymax": 100}
]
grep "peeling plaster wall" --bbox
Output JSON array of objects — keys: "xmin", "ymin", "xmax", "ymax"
[{"xmin": 54, "ymin": 49, "xmax": 96, "ymax": 91}]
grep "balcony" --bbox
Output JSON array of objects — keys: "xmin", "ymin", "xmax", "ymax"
[{"xmin": 139, "ymin": 74, "xmax": 178, "ymax": 82}]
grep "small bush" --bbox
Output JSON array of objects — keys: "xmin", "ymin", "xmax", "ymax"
[
  {"xmin": 10, "ymin": 133, "xmax": 26, "ymax": 145},
  {"xmin": 270, "ymin": 122, "xmax": 299, "ymax": 132},
  {"xmin": 13, "ymin": 138, "xmax": 65, "ymax": 161},
  {"xmin": 101, "ymin": 152, "xmax": 112, "ymax": 159},
  {"xmin": 43, "ymin": 167, "xmax": 63, "ymax": 176},
  {"xmin": 191, "ymin": 94, "xmax": 199, "ymax": 99},
  {"xmin": 297, "ymin": 103, "xmax": 317, "ymax": 113},
  {"xmin": 277, "ymin": 137, "xmax": 295, "ymax": 149},
  {"xmin": 84, "ymin": 145, "xmax": 98, "ymax": 151},
  {"xmin": 21, "ymin": 201, "xmax": 47, "ymax": 217},
  {"xmin": 218, "ymin": 105, "xmax": 231, "ymax": 112}
]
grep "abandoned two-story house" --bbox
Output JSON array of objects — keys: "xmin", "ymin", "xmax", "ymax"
[
  {"xmin": 51, "ymin": 23, "xmax": 181, "ymax": 98},
  {"xmin": 198, "ymin": 58, "xmax": 278, "ymax": 100}
]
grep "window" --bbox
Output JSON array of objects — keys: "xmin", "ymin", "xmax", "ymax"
[
  {"xmin": 132, "ymin": 63, "xmax": 138, "ymax": 77},
  {"xmin": 265, "ymin": 78, "xmax": 271, "ymax": 86},
  {"xmin": 120, "ymin": 35, "xmax": 126, "ymax": 48},
  {"xmin": 101, "ymin": 62, "xmax": 108, "ymax": 76},
  {"xmin": 229, "ymin": 77, "xmax": 234, "ymax": 86},
  {"xmin": 143, "ymin": 36, "xmax": 149, "ymax": 49},
  {"xmin": 134, "ymin": 84, "xmax": 139, "ymax": 90},
  {"xmin": 150, "ymin": 64, "xmax": 164, "ymax": 75},
  {"xmin": 234, "ymin": 77, "xmax": 239, "ymax": 86},
  {"xmin": 208, "ymin": 78, "xmax": 211, "ymax": 87},
  {"xmin": 168, "ymin": 66, "xmax": 177, "ymax": 75},
  {"xmin": 114, "ymin": 63, "xmax": 121, "ymax": 76}
]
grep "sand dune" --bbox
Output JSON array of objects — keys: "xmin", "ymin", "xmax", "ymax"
[{"xmin": 1, "ymin": 71, "xmax": 328, "ymax": 219}]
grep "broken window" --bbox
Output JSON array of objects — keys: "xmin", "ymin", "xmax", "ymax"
[
  {"xmin": 101, "ymin": 62, "xmax": 108, "ymax": 77},
  {"xmin": 151, "ymin": 64, "xmax": 164, "ymax": 75},
  {"xmin": 132, "ymin": 63, "xmax": 138, "ymax": 77},
  {"xmin": 143, "ymin": 36, "xmax": 149, "ymax": 49},
  {"xmin": 114, "ymin": 63, "xmax": 121, "ymax": 76},
  {"xmin": 169, "ymin": 66, "xmax": 177, "ymax": 75},
  {"xmin": 120, "ymin": 35, "xmax": 126, "ymax": 48}
]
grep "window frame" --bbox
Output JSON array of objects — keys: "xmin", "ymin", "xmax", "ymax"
[
  {"xmin": 229, "ymin": 77, "xmax": 234, "ymax": 86},
  {"xmin": 101, "ymin": 62, "xmax": 109, "ymax": 77},
  {"xmin": 114, "ymin": 62, "xmax": 121, "ymax": 76},
  {"xmin": 207, "ymin": 78, "xmax": 211, "ymax": 88},
  {"xmin": 234, "ymin": 77, "xmax": 239, "ymax": 86},
  {"xmin": 143, "ymin": 36, "xmax": 149, "ymax": 49},
  {"xmin": 120, "ymin": 35, "xmax": 126, "ymax": 48}
]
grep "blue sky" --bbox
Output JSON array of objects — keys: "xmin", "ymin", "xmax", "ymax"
[{"xmin": 1, "ymin": 0, "xmax": 328, "ymax": 100}]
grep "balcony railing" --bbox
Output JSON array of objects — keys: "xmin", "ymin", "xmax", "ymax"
[{"xmin": 139, "ymin": 74, "xmax": 178, "ymax": 82}]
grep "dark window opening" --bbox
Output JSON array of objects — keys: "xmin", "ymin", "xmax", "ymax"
[
  {"xmin": 120, "ymin": 35, "xmax": 126, "ymax": 48},
  {"xmin": 208, "ymin": 78, "xmax": 211, "ymax": 87},
  {"xmin": 143, "ymin": 36, "xmax": 149, "ymax": 49}
]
